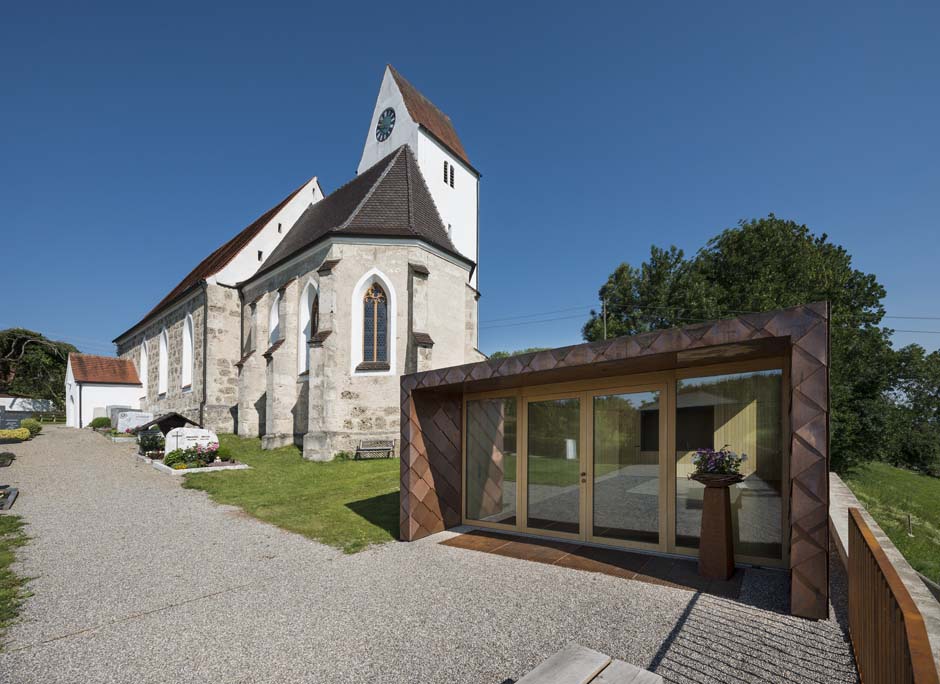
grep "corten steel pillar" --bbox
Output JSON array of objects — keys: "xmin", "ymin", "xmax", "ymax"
[{"xmin": 698, "ymin": 483, "xmax": 736, "ymax": 580}]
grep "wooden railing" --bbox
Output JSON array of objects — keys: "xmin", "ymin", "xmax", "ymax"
[{"xmin": 848, "ymin": 507, "xmax": 940, "ymax": 684}]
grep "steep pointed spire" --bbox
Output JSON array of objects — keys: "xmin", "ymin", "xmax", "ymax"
[{"xmin": 387, "ymin": 65, "xmax": 470, "ymax": 166}]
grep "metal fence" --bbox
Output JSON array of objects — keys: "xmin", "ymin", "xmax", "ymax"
[{"xmin": 848, "ymin": 507, "xmax": 939, "ymax": 684}]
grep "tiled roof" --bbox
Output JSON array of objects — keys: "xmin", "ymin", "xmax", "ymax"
[
  {"xmin": 389, "ymin": 65, "xmax": 471, "ymax": 168},
  {"xmin": 255, "ymin": 145, "xmax": 470, "ymax": 280},
  {"xmin": 114, "ymin": 179, "xmax": 312, "ymax": 341},
  {"xmin": 69, "ymin": 353, "xmax": 141, "ymax": 385}
]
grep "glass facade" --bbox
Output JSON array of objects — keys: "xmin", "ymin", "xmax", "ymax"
[
  {"xmin": 465, "ymin": 398, "xmax": 517, "ymax": 525},
  {"xmin": 526, "ymin": 398, "xmax": 581, "ymax": 534},
  {"xmin": 593, "ymin": 391, "xmax": 661, "ymax": 544},
  {"xmin": 675, "ymin": 369, "xmax": 784, "ymax": 560},
  {"xmin": 463, "ymin": 365, "xmax": 785, "ymax": 563}
]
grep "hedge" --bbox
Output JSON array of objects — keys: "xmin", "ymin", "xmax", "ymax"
[
  {"xmin": 0, "ymin": 428, "xmax": 30, "ymax": 443},
  {"xmin": 89, "ymin": 417, "xmax": 112, "ymax": 429},
  {"xmin": 20, "ymin": 419, "xmax": 41, "ymax": 438}
]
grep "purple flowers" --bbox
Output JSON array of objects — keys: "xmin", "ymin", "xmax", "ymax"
[{"xmin": 691, "ymin": 445, "xmax": 746, "ymax": 475}]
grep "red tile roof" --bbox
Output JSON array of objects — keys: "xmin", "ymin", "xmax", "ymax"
[
  {"xmin": 69, "ymin": 353, "xmax": 141, "ymax": 385},
  {"xmin": 388, "ymin": 65, "xmax": 472, "ymax": 168},
  {"xmin": 114, "ymin": 178, "xmax": 312, "ymax": 342}
]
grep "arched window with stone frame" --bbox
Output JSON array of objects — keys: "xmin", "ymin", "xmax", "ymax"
[
  {"xmin": 158, "ymin": 327, "xmax": 169, "ymax": 396},
  {"xmin": 181, "ymin": 313, "xmax": 194, "ymax": 390},
  {"xmin": 268, "ymin": 291, "xmax": 281, "ymax": 345},
  {"xmin": 298, "ymin": 281, "xmax": 319, "ymax": 375},
  {"xmin": 350, "ymin": 269, "xmax": 395, "ymax": 375},
  {"xmin": 361, "ymin": 282, "xmax": 388, "ymax": 369},
  {"xmin": 139, "ymin": 339, "xmax": 149, "ymax": 399}
]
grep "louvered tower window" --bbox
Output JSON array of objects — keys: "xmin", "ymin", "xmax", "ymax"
[{"xmin": 362, "ymin": 283, "xmax": 388, "ymax": 366}]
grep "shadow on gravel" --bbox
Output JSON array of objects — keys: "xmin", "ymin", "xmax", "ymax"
[{"xmin": 345, "ymin": 491, "xmax": 400, "ymax": 540}]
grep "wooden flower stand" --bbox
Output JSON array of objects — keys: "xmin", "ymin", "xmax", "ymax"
[{"xmin": 691, "ymin": 473, "xmax": 743, "ymax": 580}]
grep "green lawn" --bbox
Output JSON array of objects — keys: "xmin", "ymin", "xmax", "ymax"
[
  {"xmin": 0, "ymin": 515, "xmax": 30, "ymax": 648},
  {"xmin": 183, "ymin": 435, "xmax": 400, "ymax": 553},
  {"xmin": 844, "ymin": 461, "xmax": 940, "ymax": 584},
  {"xmin": 503, "ymin": 452, "xmax": 620, "ymax": 486}
]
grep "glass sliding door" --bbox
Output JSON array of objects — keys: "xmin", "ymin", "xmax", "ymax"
[
  {"xmin": 592, "ymin": 390, "xmax": 661, "ymax": 545},
  {"xmin": 526, "ymin": 397, "xmax": 581, "ymax": 534},
  {"xmin": 675, "ymin": 369, "xmax": 784, "ymax": 562},
  {"xmin": 465, "ymin": 397, "xmax": 517, "ymax": 526}
]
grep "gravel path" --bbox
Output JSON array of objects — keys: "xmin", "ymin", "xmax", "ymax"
[{"xmin": 0, "ymin": 426, "xmax": 857, "ymax": 683}]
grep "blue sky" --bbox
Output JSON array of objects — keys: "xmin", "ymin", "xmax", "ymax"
[{"xmin": 2, "ymin": 1, "xmax": 938, "ymax": 357}]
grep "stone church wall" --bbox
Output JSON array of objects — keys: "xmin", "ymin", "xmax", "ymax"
[
  {"xmin": 115, "ymin": 283, "xmax": 243, "ymax": 433},
  {"xmin": 237, "ymin": 239, "xmax": 478, "ymax": 459}
]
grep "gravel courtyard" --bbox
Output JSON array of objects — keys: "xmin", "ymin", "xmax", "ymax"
[{"xmin": 0, "ymin": 427, "xmax": 857, "ymax": 683}]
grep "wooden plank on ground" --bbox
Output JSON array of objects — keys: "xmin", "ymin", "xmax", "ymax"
[{"xmin": 516, "ymin": 644, "xmax": 611, "ymax": 684}]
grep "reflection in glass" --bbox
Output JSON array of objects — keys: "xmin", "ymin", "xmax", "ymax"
[
  {"xmin": 527, "ymin": 398, "xmax": 580, "ymax": 534},
  {"xmin": 466, "ymin": 398, "xmax": 517, "ymax": 525},
  {"xmin": 675, "ymin": 370, "xmax": 783, "ymax": 560},
  {"xmin": 593, "ymin": 391, "xmax": 660, "ymax": 543}
]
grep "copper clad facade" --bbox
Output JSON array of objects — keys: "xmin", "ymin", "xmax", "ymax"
[{"xmin": 400, "ymin": 302, "xmax": 831, "ymax": 619}]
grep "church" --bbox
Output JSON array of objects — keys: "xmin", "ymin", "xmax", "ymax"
[{"xmin": 112, "ymin": 65, "xmax": 484, "ymax": 460}]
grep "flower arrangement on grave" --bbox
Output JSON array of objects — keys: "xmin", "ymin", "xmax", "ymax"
[{"xmin": 163, "ymin": 442, "xmax": 220, "ymax": 469}]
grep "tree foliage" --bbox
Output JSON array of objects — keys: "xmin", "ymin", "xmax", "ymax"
[
  {"xmin": 886, "ymin": 345, "xmax": 940, "ymax": 476},
  {"xmin": 489, "ymin": 347, "xmax": 550, "ymax": 359},
  {"xmin": 583, "ymin": 215, "xmax": 908, "ymax": 474},
  {"xmin": 0, "ymin": 328, "xmax": 78, "ymax": 408}
]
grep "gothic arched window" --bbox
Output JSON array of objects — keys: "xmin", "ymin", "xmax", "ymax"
[
  {"xmin": 298, "ymin": 282, "xmax": 319, "ymax": 375},
  {"xmin": 158, "ymin": 328, "xmax": 169, "ymax": 396},
  {"xmin": 181, "ymin": 313, "xmax": 194, "ymax": 389},
  {"xmin": 362, "ymin": 283, "xmax": 388, "ymax": 366},
  {"xmin": 139, "ymin": 340, "xmax": 149, "ymax": 398}
]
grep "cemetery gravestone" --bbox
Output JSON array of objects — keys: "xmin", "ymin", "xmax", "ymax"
[
  {"xmin": 117, "ymin": 411, "xmax": 154, "ymax": 434},
  {"xmin": 165, "ymin": 427, "xmax": 219, "ymax": 454},
  {"xmin": 108, "ymin": 405, "xmax": 134, "ymax": 428}
]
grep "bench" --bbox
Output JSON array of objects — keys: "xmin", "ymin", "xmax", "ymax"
[
  {"xmin": 515, "ymin": 644, "xmax": 662, "ymax": 684},
  {"xmin": 355, "ymin": 440, "xmax": 395, "ymax": 460}
]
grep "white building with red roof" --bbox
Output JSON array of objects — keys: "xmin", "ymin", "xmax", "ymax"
[{"xmin": 65, "ymin": 353, "xmax": 142, "ymax": 428}]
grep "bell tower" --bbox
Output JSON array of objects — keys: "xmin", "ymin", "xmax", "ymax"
[{"xmin": 358, "ymin": 65, "xmax": 479, "ymax": 288}]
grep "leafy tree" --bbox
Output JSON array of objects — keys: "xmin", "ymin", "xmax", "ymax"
[
  {"xmin": 582, "ymin": 245, "xmax": 720, "ymax": 340},
  {"xmin": 583, "ymin": 215, "xmax": 897, "ymax": 473},
  {"xmin": 886, "ymin": 345, "xmax": 940, "ymax": 476},
  {"xmin": 0, "ymin": 329, "xmax": 78, "ymax": 409},
  {"xmin": 489, "ymin": 347, "xmax": 550, "ymax": 359}
]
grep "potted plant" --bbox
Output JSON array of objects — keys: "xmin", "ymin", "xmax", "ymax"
[
  {"xmin": 689, "ymin": 446, "xmax": 746, "ymax": 487},
  {"xmin": 689, "ymin": 445, "xmax": 747, "ymax": 580}
]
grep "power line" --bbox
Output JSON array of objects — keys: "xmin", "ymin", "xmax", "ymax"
[{"xmin": 480, "ymin": 304, "xmax": 940, "ymax": 335}]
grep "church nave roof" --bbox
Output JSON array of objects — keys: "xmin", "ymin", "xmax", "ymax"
[{"xmin": 252, "ymin": 144, "xmax": 469, "ymax": 282}]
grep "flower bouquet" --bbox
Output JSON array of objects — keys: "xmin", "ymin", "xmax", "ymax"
[{"xmin": 689, "ymin": 445, "xmax": 746, "ymax": 487}]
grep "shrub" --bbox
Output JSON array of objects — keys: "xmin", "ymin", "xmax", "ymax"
[
  {"xmin": 138, "ymin": 430, "xmax": 165, "ymax": 453},
  {"xmin": 163, "ymin": 449, "xmax": 187, "ymax": 467},
  {"xmin": 89, "ymin": 417, "xmax": 111, "ymax": 429},
  {"xmin": 0, "ymin": 428, "xmax": 30, "ymax": 443},
  {"xmin": 19, "ymin": 419, "xmax": 41, "ymax": 438},
  {"xmin": 164, "ymin": 442, "xmax": 219, "ymax": 469}
]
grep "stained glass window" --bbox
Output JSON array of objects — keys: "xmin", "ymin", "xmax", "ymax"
[{"xmin": 363, "ymin": 283, "xmax": 388, "ymax": 364}]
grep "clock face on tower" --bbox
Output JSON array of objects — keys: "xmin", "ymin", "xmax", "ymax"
[{"xmin": 375, "ymin": 107, "xmax": 396, "ymax": 142}]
